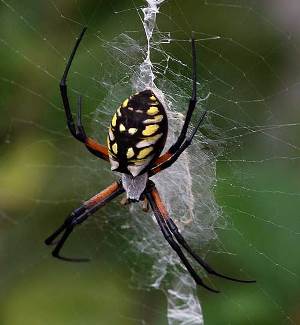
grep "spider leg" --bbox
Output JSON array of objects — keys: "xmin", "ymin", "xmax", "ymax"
[
  {"xmin": 153, "ymin": 33, "xmax": 207, "ymax": 169},
  {"xmin": 51, "ymin": 226, "xmax": 82, "ymax": 262},
  {"xmin": 60, "ymin": 27, "xmax": 109, "ymax": 161},
  {"xmin": 165, "ymin": 218, "xmax": 256, "ymax": 283},
  {"xmin": 167, "ymin": 33, "xmax": 198, "ymax": 153},
  {"xmin": 60, "ymin": 27, "xmax": 87, "ymax": 141},
  {"xmin": 145, "ymin": 181, "xmax": 219, "ymax": 293},
  {"xmin": 44, "ymin": 206, "xmax": 86, "ymax": 247},
  {"xmin": 45, "ymin": 181, "xmax": 124, "ymax": 262},
  {"xmin": 76, "ymin": 95, "xmax": 87, "ymax": 140},
  {"xmin": 149, "ymin": 110, "xmax": 207, "ymax": 176},
  {"xmin": 147, "ymin": 182, "xmax": 255, "ymax": 285}
]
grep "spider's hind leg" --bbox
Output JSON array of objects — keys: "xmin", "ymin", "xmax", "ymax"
[
  {"xmin": 45, "ymin": 181, "xmax": 124, "ymax": 262},
  {"xmin": 45, "ymin": 205, "xmax": 86, "ymax": 246},
  {"xmin": 145, "ymin": 181, "xmax": 219, "ymax": 293},
  {"xmin": 166, "ymin": 218, "xmax": 256, "ymax": 284},
  {"xmin": 45, "ymin": 205, "xmax": 92, "ymax": 262},
  {"xmin": 145, "ymin": 181, "xmax": 255, "ymax": 292}
]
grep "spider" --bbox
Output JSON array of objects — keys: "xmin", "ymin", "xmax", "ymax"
[{"xmin": 45, "ymin": 27, "xmax": 255, "ymax": 292}]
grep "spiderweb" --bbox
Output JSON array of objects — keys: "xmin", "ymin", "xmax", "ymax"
[{"xmin": 0, "ymin": 0, "xmax": 300, "ymax": 324}]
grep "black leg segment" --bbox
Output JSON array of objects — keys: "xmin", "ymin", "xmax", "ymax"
[
  {"xmin": 145, "ymin": 183, "xmax": 219, "ymax": 293},
  {"xmin": 166, "ymin": 218, "xmax": 256, "ymax": 283},
  {"xmin": 60, "ymin": 27, "xmax": 87, "ymax": 142},
  {"xmin": 145, "ymin": 181, "xmax": 256, "ymax": 292},
  {"xmin": 45, "ymin": 181, "xmax": 124, "ymax": 262}
]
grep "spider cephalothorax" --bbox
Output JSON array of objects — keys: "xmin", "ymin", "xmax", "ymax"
[{"xmin": 45, "ymin": 27, "xmax": 255, "ymax": 293}]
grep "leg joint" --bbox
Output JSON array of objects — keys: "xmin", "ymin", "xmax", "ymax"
[{"xmin": 60, "ymin": 81, "xmax": 66, "ymax": 88}]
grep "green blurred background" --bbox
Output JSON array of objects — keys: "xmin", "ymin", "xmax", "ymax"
[{"xmin": 0, "ymin": 0, "xmax": 300, "ymax": 324}]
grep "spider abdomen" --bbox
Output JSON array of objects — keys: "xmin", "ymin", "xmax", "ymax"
[{"xmin": 107, "ymin": 89, "xmax": 168, "ymax": 177}]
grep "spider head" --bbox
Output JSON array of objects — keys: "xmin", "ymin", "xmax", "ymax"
[{"xmin": 107, "ymin": 89, "xmax": 168, "ymax": 177}]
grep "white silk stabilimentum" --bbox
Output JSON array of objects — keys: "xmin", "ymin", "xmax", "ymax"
[{"xmin": 95, "ymin": 1, "xmax": 220, "ymax": 324}]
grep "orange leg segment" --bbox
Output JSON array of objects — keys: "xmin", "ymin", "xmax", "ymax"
[
  {"xmin": 84, "ymin": 181, "xmax": 121, "ymax": 208},
  {"xmin": 85, "ymin": 138, "xmax": 109, "ymax": 161}
]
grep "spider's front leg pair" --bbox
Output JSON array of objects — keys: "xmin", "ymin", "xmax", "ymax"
[
  {"xmin": 45, "ymin": 181, "xmax": 124, "ymax": 261},
  {"xmin": 60, "ymin": 27, "xmax": 109, "ymax": 162},
  {"xmin": 149, "ymin": 33, "xmax": 207, "ymax": 176},
  {"xmin": 59, "ymin": 26, "xmax": 207, "ymax": 178}
]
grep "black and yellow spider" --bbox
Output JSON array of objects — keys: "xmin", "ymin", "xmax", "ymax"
[{"xmin": 45, "ymin": 28, "xmax": 255, "ymax": 292}]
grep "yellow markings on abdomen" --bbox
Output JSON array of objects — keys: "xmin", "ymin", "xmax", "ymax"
[
  {"xmin": 143, "ymin": 115, "xmax": 163, "ymax": 124},
  {"xmin": 142, "ymin": 124, "xmax": 159, "ymax": 136},
  {"xmin": 137, "ymin": 146, "xmax": 154, "ymax": 159},
  {"xmin": 108, "ymin": 127, "xmax": 115, "ymax": 141},
  {"xmin": 122, "ymin": 98, "xmax": 129, "ymax": 108},
  {"xmin": 126, "ymin": 147, "xmax": 135, "ymax": 159},
  {"xmin": 117, "ymin": 107, "xmax": 122, "ymax": 117},
  {"xmin": 111, "ymin": 113, "xmax": 117, "ymax": 127},
  {"xmin": 112, "ymin": 143, "xmax": 118, "ymax": 154},
  {"xmin": 119, "ymin": 123, "xmax": 126, "ymax": 132},
  {"xmin": 129, "ymin": 158, "xmax": 148, "ymax": 165},
  {"xmin": 136, "ymin": 133, "xmax": 162, "ymax": 148},
  {"xmin": 106, "ymin": 136, "xmax": 111, "ymax": 150},
  {"xmin": 128, "ymin": 127, "xmax": 138, "ymax": 135},
  {"xmin": 149, "ymin": 95, "xmax": 156, "ymax": 101},
  {"xmin": 147, "ymin": 106, "xmax": 159, "ymax": 116}
]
